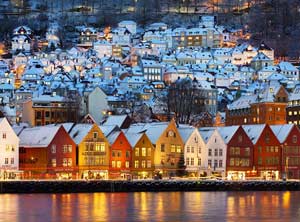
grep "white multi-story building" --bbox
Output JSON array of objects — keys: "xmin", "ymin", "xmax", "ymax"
[{"xmin": 0, "ymin": 117, "xmax": 20, "ymax": 179}]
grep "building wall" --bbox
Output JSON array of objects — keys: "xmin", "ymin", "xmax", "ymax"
[
  {"xmin": 254, "ymin": 125, "xmax": 282, "ymax": 178},
  {"xmin": 226, "ymin": 127, "xmax": 254, "ymax": 177},
  {"xmin": 184, "ymin": 129, "xmax": 205, "ymax": 176},
  {"xmin": 205, "ymin": 130, "xmax": 226, "ymax": 177},
  {"xmin": 281, "ymin": 126, "xmax": 300, "ymax": 179},
  {"xmin": 131, "ymin": 133, "xmax": 155, "ymax": 178},
  {"xmin": 0, "ymin": 118, "xmax": 20, "ymax": 174},
  {"xmin": 78, "ymin": 124, "xmax": 110, "ymax": 176},
  {"xmin": 87, "ymin": 87, "xmax": 108, "ymax": 124},
  {"xmin": 109, "ymin": 132, "xmax": 132, "ymax": 179}
]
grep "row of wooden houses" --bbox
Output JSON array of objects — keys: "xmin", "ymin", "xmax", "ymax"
[{"xmin": 1, "ymin": 116, "xmax": 300, "ymax": 180}]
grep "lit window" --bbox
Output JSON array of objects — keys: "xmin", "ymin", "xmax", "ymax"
[
  {"xmin": 141, "ymin": 148, "xmax": 146, "ymax": 157},
  {"xmin": 141, "ymin": 160, "xmax": 146, "ymax": 168},
  {"xmin": 52, "ymin": 159, "xmax": 56, "ymax": 167},
  {"xmin": 135, "ymin": 148, "xmax": 139, "ymax": 156},
  {"xmin": 117, "ymin": 161, "xmax": 121, "ymax": 168},
  {"xmin": 134, "ymin": 160, "xmax": 139, "ymax": 168},
  {"xmin": 112, "ymin": 161, "xmax": 116, "ymax": 168},
  {"xmin": 125, "ymin": 161, "xmax": 130, "ymax": 168},
  {"xmin": 147, "ymin": 160, "xmax": 151, "ymax": 168},
  {"xmin": 147, "ymin": 148, "xmax": 151, "ymax": 157},
  {"xmin": 176, "ymin": 145, "xmax": 181, "ymax": 153},
  {"xmin": 171, "ymin": 145, "xmax": 176, "ymax": 152}
]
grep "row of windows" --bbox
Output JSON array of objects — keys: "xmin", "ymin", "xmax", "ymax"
[
  {"xmin": 134, "ymin": 160, "xmax": 152, "ymax": 168},
  {"xmin": 229, "ymin": 158, "xmax": 250, "ymax": 167},
  {"xmin": 208, "ymin": 159, "xmax": 223, "ymax": 168},
  {"xmin": 258, "ymin": 157, "xmax": 280, "ymax": 165},
  {"xmin": 186, "ymin": 146, "xmax": 201, "ymax": 154},
  {"xmin": 208, "ymin": 148, "xmax": 223, "ymax": 157},
  {"xmin": 284, "ymin": 146, "xmax": 300, "ymax": 154},
  {"xmin": 84, "ymin": 156, "xmax": 105, "ymax": 165},
  {"xmin": 258, "ymin": 146, "xmax": 279, "ymax": 153},
  {"xmin": 229, "ymin": 147, "xmax": 250, "ymax": 156},
  {"xmin": 112, "ymin": 160, "xmax": 130, "ymax": 168},
  {"xmin": 112, "ymin": 150, "xmax": 130, "ymax": 158},
  {"xmin": 135, "ymin": 147, "xmax": 151, "ymax": 157},
  {"xmin": 4, "ymin": 158, "xmax": 14, "ymax": 165},
  {"xmin": 186, "ymin": 157, "xmax": 201, "ymax": 166},
  {"xmin": 51, "ymin": 144, "xmax": 73, "ymax": 154},
  {"xmin": 85, "ymin": 142, "xmax": 105, "ymax": 152},
  {"xmin": 4, "ymin": 145, "xmax": 15, "ymax": 152},
  {"xmin": 51, "ymin": 158, "xmax": 72, "ymax": 167},
  {"xmin": 160, "ymin": 144, "xmax": 181, "ymax": 153}
]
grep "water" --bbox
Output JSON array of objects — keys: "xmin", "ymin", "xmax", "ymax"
[{"xmin": 0, "ymin": 191, "xmax": 300, "ymax": 222}]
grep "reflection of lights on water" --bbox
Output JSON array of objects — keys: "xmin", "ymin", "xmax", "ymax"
[{"xmin": 282, "ymin": 191, "xmax": 290, "ymax": 209}]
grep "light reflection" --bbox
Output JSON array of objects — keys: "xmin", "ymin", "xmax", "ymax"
[{"xmin": 0, "ymin": 191, "xmax": 298, "ymax": 221}]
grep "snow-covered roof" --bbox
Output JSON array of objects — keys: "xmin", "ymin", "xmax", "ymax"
[
  {"xmin": 270, "ymin": 124, "xmax": 294, "ymax": 143},
  {"xmin": 124, "ymin": 132, "xmax": 144, "ymax": 147},
  {"xmin": 217, "ymin": 126, "xmax": 239, "ymax": 144},
  {"xmin": 278, "ymin": 61, "xmax": 298, "ymax": 72},
  {"xmin": 242, "ymin": 124, "xmax": 266, "ymax": 144},
  {"xmin": 199, "ymin": 127, "xmax": 216, "ymax": 144},
  {"xmin": 19, "ymin": 125, "xmax": 61, "ymax": 147},
  {"xmin": 227, "ymin": 94, "xmax": 257, "ymax": 110},
  {"xmin": 178, "ymin": 125, "xmax": 195, "ymax": 143},
  {"xmin": 104, "ymin": 115, "xmax": 128, "ymax": 128},
  {"xmin": 69, "ymin": 124, "xmax": 93, "ymax": 145}
]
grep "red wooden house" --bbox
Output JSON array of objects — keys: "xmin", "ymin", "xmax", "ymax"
[
  {"xmin": 107, "ymin": 130, "xmax": 132, "ymax": 179},
  {"xmin": 226, "ymin": 126, "xmax": 254, "ymax": 180},
  {"xmin": 271, "ymin": 124, "xmax": 300, "ymax": 179},
  {"xmin": 243, "ymin": 124, "xmax": 282, "ymax": 180},
  {"xmin": 19, "ymin": 125, "xmax": 77, "ymax": 179}
]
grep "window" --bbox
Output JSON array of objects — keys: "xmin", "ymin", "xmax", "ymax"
[
  {"xmin": 147, "ymin": 148, "xmax": 151, "ymax": 157},
  {"xmin": 219, "ymin": 149, "xmax": 223, "ymax": 156},
  {"xmin": 141, "ymin": 148, "xmax": 146, "ymax": 157},
  {"xmin": 171, "ymin": 145, "xmax": 176, "ymax": 152},
  {"xmin": 11, "ymin": 158, "xmax": 14, "ymax": 164},
  {"xmin": 186, "ymin": 158, "xmax": 190, "ymax": 166},
  {"xmin": 293, "ymin": 135, "xmax": 297, "ymax": 143},
  {"xmin": 51, "ymin": 145, "xmax": 56, "ymax": 154},
  {"xmin": 2, "ymin": 133, "xmax": 6, "ymax": 139},
  {"xmin": 187, "ymin": 146, "xmax": 190, "ymax": 153},
  {"xmin": 63, "ymin": 158, "xmax": 68, "ymax": 167},
  {"xmin": 235, "ymin": 158, "xmax": 240, "ymax": 166},
  {"xmin": 245, "ymin": 147, "xmax": 250, "ymax": 156},
  {"xmin": 208, "ymin": 159, "xmax": 212, "ymax": 168},
  {"xmin": 135, "ymin": 148, "xmax": 139, "ymax": 156},
  {"xmin": 112, "ymin": 151, "xmax": 115, "ymax": 157},
  {"xmin": 230, "ymin": 147, "xmax": 235, "ymax": 155},
  {"xmin": 117, "ymin": 161, "xmax": 121, "ymax": 168},
  {"xmin": 117, "ymin": 151, "xmax": 122, "ymax": 157},
  {"xmin": 198, "ymin": 158, "xmax": 201, "ymax": 166},
  {"xmin": 93, "ymin": 132, "xmax": 98, "ymax": 139},
  {"xmin": 147, "ymin": 160, "xmax": 151, "ymax": 168},
  {"xmin": 230, "ymin": 158, "xmax": 235, "ymax": 166},
  {"xmin": 208, "ymin": 149, "xmax": 212, "ymax": 156},
  {"xmin": 258, "ymin": 146, "xmax": 262, "ymax": 153},
  {"xmin": 191, "ymin": 158, "xmax": 194, "ymax": 166},
  {"xmin": 5, "ymin": 145, "xmax": 9, "ymax": 152},
  {"xmin": 238, "ymin": 135, "xmax": 242, "ymax": 142},
  {"xmin": 191, "ymin": 147, "xmax": 194, "ymax": 153},
  {"xmin": 68, "ymin": 145, "xmax": 72, "ymax": 153},
  {"xmin": 161, "ymin": 144, "xmax": 165, "ymax": 152},
  {"xmin": 134, "ymin": 160, "xmax": 139, "ymax": 168},
  {"xmin": 176, "ymin": 145, "xmax": 181, "ymax": 153},
  {"xmin": 63, "ymin": 145, "xmax": 68, "ymax": 153},
  {"xmin": 219, "ymin": 160, "xmax": 223, "ymax": 168},
  {"xmin": 235, "ymin": 147, "xmax": 240, "ymax": 155},
  {"xmin": 198, "ymin": 147, "xmax": 201, "ymax": 153},
  {"xmin": 126, "ymin": 151, "xmax": 130, "ymax": 158},
  {"xmin": 125, "ymin": 161, "xmax": 130, "ymax": 168},
  {"xmin": 112, "ymin": 161, "xmax": 116, "ymax": 168},
  {"xmin": 214, "ymin": 149, "xmax": 218, "ymax": 156},
  {"xmin": 51, "ymin": 159, "xmax": 56, "ymax": 167},
  {"xmin": 214, "ymin": 160, "xmax": 218, "ymax": 168},
  {"xmin": 141, "ymin": 160, "xmax": 146, "ymax": 168},
  {"xmin": 258, "ymin": 157, "xmax": 262, "ymax": 165}
]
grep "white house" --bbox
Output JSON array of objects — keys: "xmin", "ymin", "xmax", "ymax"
[
  {"xmin": 179, "ymin": 126, "xmax": 205, "ymax": 177},
  {"xmin": 0, "ymin": 117, "xmax": 20, "ymax": 179},
  {"xmin": 118, "ymin": 20, "xmax": 137, "ymax": 35}
]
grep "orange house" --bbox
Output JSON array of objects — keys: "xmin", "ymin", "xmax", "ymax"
[
  {"xmin": 108, "ymin": 130, "xmax": 132, "ymax": 179},
  {"xmin": 19, "ymin": 125, "xmax": 77, "ymax": 179}
]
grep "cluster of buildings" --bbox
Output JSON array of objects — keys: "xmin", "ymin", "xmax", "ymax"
[
  {"xmin": 1, "ymin": 15, "xmax": 300, "ymax": 181},
  {"xmin": 1, "ymin": 15, "xmax": 299, "ymax": 128},
  {"xmin": 0, "ymin": 115, "xmax": 300, "ymax": 180}
]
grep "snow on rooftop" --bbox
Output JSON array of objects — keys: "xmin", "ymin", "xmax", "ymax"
[
  {"xmin": 69, "ymin": 124, "xmax": 93, "ymax": 145},
  {"xmin": 270, "ymin": 124, "xmax": 294, "ymax": 143},
  {"xmin": 19, "ymin": 125, "xmax": 61, "ymax": 147},
  {"xmin": 242, "ymin": 124, "xmax": 266, "ymax": 144}
]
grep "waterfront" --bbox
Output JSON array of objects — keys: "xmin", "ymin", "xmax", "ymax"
[{"xmin": 0, "ymin": 191, "xmax": 299, "ymax": 222}]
